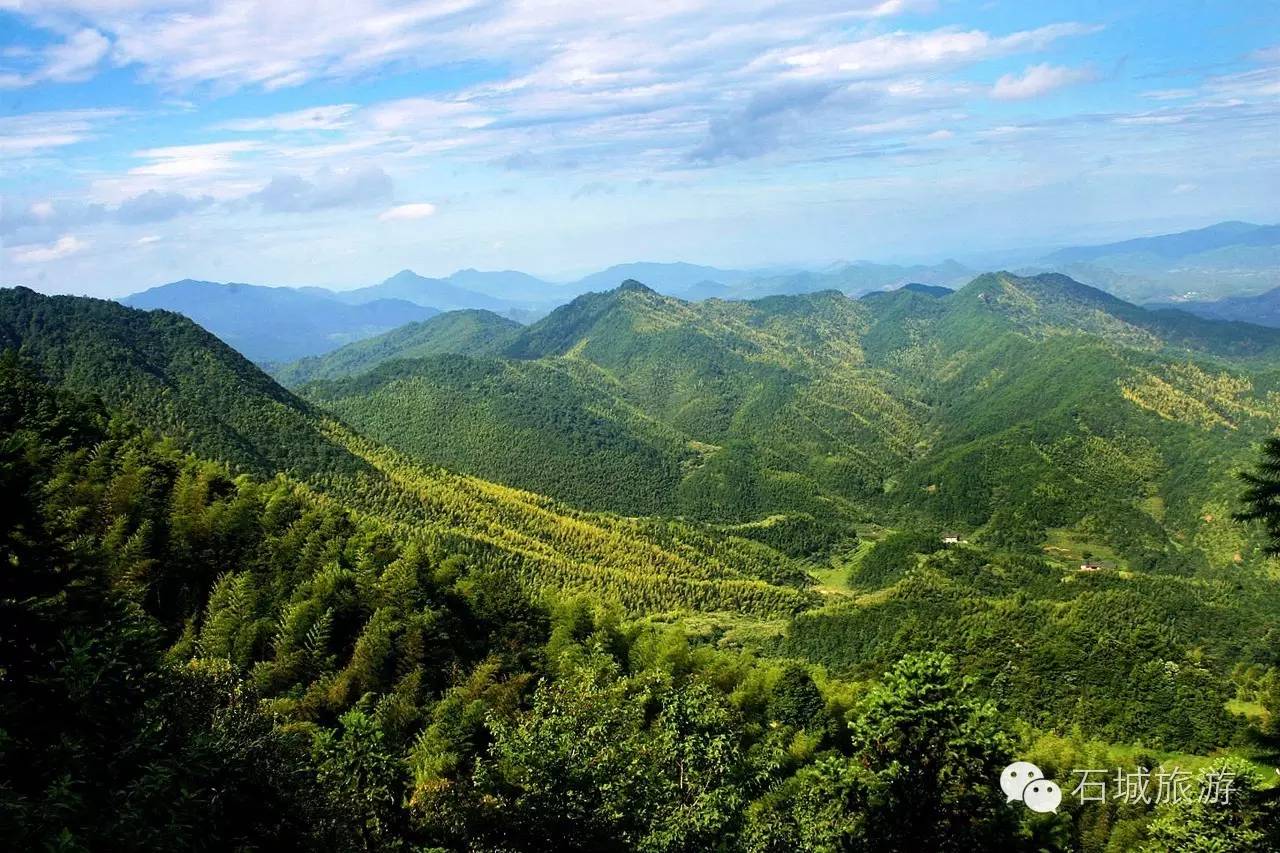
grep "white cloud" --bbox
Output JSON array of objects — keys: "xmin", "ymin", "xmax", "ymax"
[
  {"xmin": 251, "ymin": 165, "xmax": 393, "ymax": 212},
  {"xmin": 219, "ymin": 104, "xmax": 358, "ymax": 132},
  {"xmin": 136, "ymin": 234, "xmax": 162, "ymax": 245},
  {"xmin": 1, "ymin": 0, "xmax": 939, "ymax": 95},
  {"xmin": 927, "ymin": 128, "xmax": 954, "ymax": 140},
  {"xmin": 991, "ymin": 63, "xmax": 1097, "ymax": 100},
  {"xmin": 776, "ymin": 23, "xmax": 1099, "ymax": 80},
  {"xmin": 129, "ymin": 141, "xmax": 259, "ymax": 178},
  {"xmin": 43, "ymin": 28, "xmax": 111, "ymax": 81},
  {"xmin": 0, "ymin": 4, "xmax": 1106, "ymax": 178},
  {"xmin": 0, "ymin": 107, "xmax": 126, "ymax": 155},
  {"xmin": 378, "ymin": 202, "xmax": 437, "ymax": 221},
  {"xmin": 0, "ymin": 27, "xmax": 109, "ymax": 88},
  {"xmin": 10, "ymin": 234, "xmax": 89, "ymax": 264},
  {"xmin": 1250, "ymin": 44, "xmax": 1280, "ymax": 64}
]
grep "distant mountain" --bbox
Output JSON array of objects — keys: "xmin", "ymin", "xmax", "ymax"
[
  {"xmin": 315, "ymin": 279, "xmax": 907, "ymax": 522},
  {"xmin": 940, "ymin": 271, "xmax": 1280, "ymax": 356},
  {"xmin": 335, "ymin": 269, "xmax": 521, "ymax": 312},
  {"xmin": 570, "ymin": 262, "xmax": 754, "ymax": 296},
  {"xmin": 1148, "ymin": 284, "xmax": 1280, "ymax": 329},
  {"xmin": 273, "ymin": 308, "xmax": 522, "ymax": 385},
  {"xmin": 674, "ymin": 279, "xmax": 737, "ymax": 300},
  {"xmin": 296, "ymin": 270, "xmax": 1280, "ymax": 570},
  {"xmin": 722, "ymin": 260, "xmax": 973, "ymax": 300},
  {"xmin": 1027, "ymin": 221, "xmax": 1280, "ymax": 303},
  {"xmin": 0, "ymin": 286, "xmax": 366, "ymax": 477},
  {"xmin": 121, "ymin": 279, "xmax": 436, "ymax": 363},
  {"xmin": 573, "ymin": 261, "xmax": 973, "ymax": 302},
  {"xmin": 1044, "ymin": 221, "xmax": 1280, "ymax": 264},
  {"xmin": 443, "ymin": 268, "xmax": 563, "ymax": 302}
]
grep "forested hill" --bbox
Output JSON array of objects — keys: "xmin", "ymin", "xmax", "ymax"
[
  {"xmin": 0, "ymin": 286, "xmax": 365, "ymax": 477},
  {"xmin": 273, "ymin": 308, "xmax": 522, "ymax": 385},
  {"xmin": 299, "ymin": 273, "xmax": 1280, "ymax": 572},
  {"xmin": 937, "ymin": 271, "xmax": 1280, "ymax": 357},
  {"xmin": 0, "ymin": 284, "xmax": 815, "ymax": 618},
  {"xmin": 304, "ymin": 281, "xmax": 913, "ymax": 526}
]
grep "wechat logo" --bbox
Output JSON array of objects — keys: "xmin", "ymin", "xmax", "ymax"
[{"xmin": 1001, "ymin": 761, "xmax": 1062, "ymax": 813}]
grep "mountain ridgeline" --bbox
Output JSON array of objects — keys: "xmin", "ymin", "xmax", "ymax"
[
  {"xmin": 272, "ymin": 309, "xmax": 523, "ymax": 385},
  {"xmin": 288, "ymin": 272, "xmax": 1280, "ymax": 574},
  {"xmin": 122, "ymin": 278, "xmax": 440, "ymax": 362}
]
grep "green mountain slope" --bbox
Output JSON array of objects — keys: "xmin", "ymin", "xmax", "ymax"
[
  {"xmin": 860, "ymin": 272, "xmax": 1280, "ymax": 566},
  {"xmin": 8, "ymin": 276, "xmax": 1280, "ymax": 853},
  {"xmin": 304, "ymin": 281, "xmax": 922, "ymax": 528},
  {"xmin": 304, "ymin": 354, "xmax": 695, "ymax": 515},
  {"xmin": 0, "ymin": 286, "xmax": 814, "ymax": 617},
  {"xmin": 0, "ymin": 286, "xmax": 366, "ymax": 477},
  {"xmin": 295, "ymin": 271, "xmax": 1280, "ymax": 573},
  {"xmin": 273, "ymin": 309, "xmax": 522, "ymax": 385}
]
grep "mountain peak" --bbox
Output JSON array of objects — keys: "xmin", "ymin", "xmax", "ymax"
[
  {"xmin": 384, "ymin": 269, "xmax": 427, "ymax": 285},
  {"xmin": 901, "ymin": 282, "xmax": 953, "ymax": 297},
  {"xmin": 616, "ymin": 279, "xmax": 657, "ymax": 295}
]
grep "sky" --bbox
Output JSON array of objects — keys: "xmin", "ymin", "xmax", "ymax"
[{"xmin": 0, "ymin": 0, "xmax": 1277, "ymax": 296}]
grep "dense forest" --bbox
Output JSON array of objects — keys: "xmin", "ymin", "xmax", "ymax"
[{"xmin": 4, "ymin": 278, "xmax": 1280, "ymax": 850}]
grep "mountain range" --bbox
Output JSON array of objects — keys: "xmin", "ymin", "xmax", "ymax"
[
  {"xmin": 122, "ymin": 279, "xmax": 439, "ymax": 363},
  {"xmin": 281, "ymin": 271, "xmax": 1280, "ymax": 581},
  {"xmin": 7, "ymin": 263, "xmax": 1280, "ymax": 850},
  {"xmin": 110, "ymin": 220, "xmax": 1280, "ymax": 368},
  {"xmin": 1022, "ymin": 220, "xmax": 1280, "ymax": 303}
]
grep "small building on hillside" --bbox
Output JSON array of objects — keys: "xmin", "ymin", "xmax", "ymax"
[
  {"xmin": 941, "ymin": 533, "xmax": 963, "ymax": 544},
  {"xmin": 1079, "ymin": 560, "xmax": 1113, "ymax": 572}
]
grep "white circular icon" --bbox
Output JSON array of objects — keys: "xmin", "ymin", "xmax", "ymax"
[
  {"xmin": 1000, "ymin": 761, "xmax": 1043, "ymax": 802},
  {"xmin": 1022, "ymin": 779, "xmax": 1062, "ymax": 813}
]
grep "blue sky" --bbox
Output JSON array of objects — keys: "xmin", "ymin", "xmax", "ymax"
[{"xmin": 0, "ymin": 0, "xmax": 1277, "ymax": 296}]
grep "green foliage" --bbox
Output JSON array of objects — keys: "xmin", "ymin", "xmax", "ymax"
[
  {"xmin": 847, "ymin": 652, "xmax": 1017, "ymax": 851},
  {"xmin": 305, "ymin": 353, "xmax": 694, "ymax": 515},
  {"xmin": 274, "ymin": 308, "xmax": 521, "ymax": 385},
  {"xmin": 1237, "ymin": 436, "xmax": 1280, "ymax": 552},
  {"xmin": 850, "ymin": 529, "xmax": 941, "ymax": 587},
  {"xmin": 0, "ymin": 286, "xmax": 366, "ymax": 477},
  {"xmin": 313, "ymin": 709, "xmax": 411, "ymax": 849},
  {"xmin": 1142, "ymin": 759, "xmax": 1273, "ymax": 852},
  {"xmin": 787, "ymin": 540, "xmax": 1264, "ymax": 753}
]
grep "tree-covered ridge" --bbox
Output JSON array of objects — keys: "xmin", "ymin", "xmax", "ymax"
[
  {"xmin": 8, "ymin": 363, "xmax": 1267, "ymax": 850},
  {"xmin": 0, "ymin": 286, "xmax": 366, "ymax": 477},
  {"xmin": 288, "ymin": 273, "xmax": 1280, "ymax": 574},
  {"xmin": 301, "ymin": 282, "xmax": 921, "ymax": 528},
  {"xmin": 304, "ymin": 353, "xmax": 696, "ymax": 516},
  {"xmin": 932, "ymin": 271, "xmax": 1280, "ymax": 358},
  {"xmin": 0, "ymin": 287, "xmax": 820, "ymax": 618},
  {"xmin": 860, "ymin": 279, "xmax": 1280, "ymax": 565},
  {"xmin": 0, "ymin": 355, "xmax": 1045, "ymax": 851},
  {"xmin": 273, "ymin": 308, "xmax": 522, "ymax": 386}
]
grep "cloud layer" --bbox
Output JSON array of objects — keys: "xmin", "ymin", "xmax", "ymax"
[{"xmin": 1, "ymin": 3, "xmax": 1276, "ymax": 293}]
